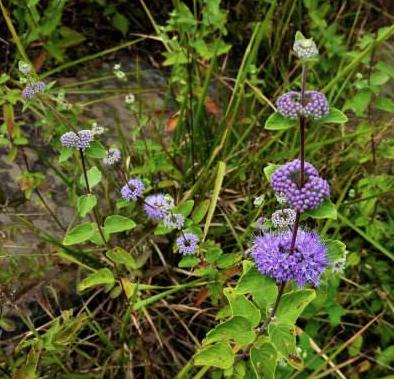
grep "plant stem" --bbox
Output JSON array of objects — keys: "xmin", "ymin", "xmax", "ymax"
[
  {"xmin": 260, "ymin": 62, "xmax": 308, "ymax": 332},
  {"xmin": 79, "ymin": 149, "xmax": 108, "ymax": 247},
  {"xmin": 20, "ymin": 147, "xmax": 66, "ymax": 231},
  {"xmin": 258, "ymin": 281, "xmax": 286, "ymax": 333}
]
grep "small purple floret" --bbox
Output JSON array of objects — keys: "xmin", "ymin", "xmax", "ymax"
[
  {"xmin": 251, "ymin": 229, "xmax": 328, "ymax": 287},
  {"xmin": 103, "ymin": 148, "xmax": 121, "ymax": 165},
  {"xmin": 163, "ymin": 213, "xmax": 185, "ymax": 229},
  {"xmin": 121, "ymin": 178, "xmax": 145, "ymax": 201},
  {"xmin": 271, "ymin": 159, "xmax": 329, "ymax": 212},
  {"xmin": 276, "ymin": 91, "xmax": 329, "ymax": 119},
  {"xmin": 176, "ymin": 233, "xmax": 199, "ymax": 255},
  {"xmin": 143, "ymin": 193, "xmax": 174, "ymax": 220}
]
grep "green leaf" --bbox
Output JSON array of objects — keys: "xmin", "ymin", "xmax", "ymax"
[
  {"xmin": 77, "ymin": 194, "xmax": 97, "ymax": 217},
  {"xmin": 59, "ymin": 148, "xmax": 73, "ymax": 163},
  {"xmin": 264, "ymin": 112, "xmax": 297, "ymax": 130},
  {"xmin": 326, "ymin": 239, "xmax": 347, "ymax": 261},
  {"xmin": 106, "ymin": 247, "xmax": 138, "ymax": 270},
  {"xmin": 178, "ymin": 255, "xmax": 199, "ymax": 268},
  {"xmin": 205, "ymin": 244, "xmax": 223, "ymax": 263},
  {"xmin": 192, "ymin": 199, "xmax": 210, "ymax": 224},
  {"xmin": 235, "ymin": 261, "xmax": 277, "ymax": 310},
  {"xmin": 319, "ymin": 108, "xmax": 348, "ymax": 124},
  {"xmin": 216, "ymin": 253, "xmax": 241, "ymax": 269},
  {"xmin": 250, "ymin": 343, "xmax": 277, "ymax": 379},
  {"xmin": 163, "ymin": 50, "xmax": 188, "ymax": 66},
  {"xmin": 104, "ymin": 215, "xmax": 136, "ymax": 234},
  {"xmin": 263, "ymin": 164, "xmax": 280, "ymax": 182},
  {"xmin": 204, "ymin": 316, "xmax": 256, "ymax": 347},
  {"xmin": 112, "ymin": 12, "xmax": 129, "ymax": 36},
  {"xmin": 276, "ymin": 289, "xmax": 316, "ymax": 325},
  {"xmin": 85, "ymin": 141, "xmax": 107, "ymax": 158},
  {"xmin": 224, "ymin": 288, "xmax": 261, "ymax": 327},
  {"xmin": 268, "ymin": 323, "xmax": 296, "ymax": 357},
  {"xmin": 370, "ymin": 71, "xmax": 390, "ymax": 86},
  {"xmin": 63, "ymin": 223, "xmax": 95, "ymax": 245},
  {"xmin": 304, "ymin": 198, "xmax": 337, "ymax": 220},
  {"xmin": 78, "ymin": 268, "xmax": 115, "ymax": 292},
  {"xmin": 79, "ymin": 166, "xmax": 102, "ymax": 189},
  {"xmin": 344, "ymin": 89, "xmax": 371, "ymax": 117},
  {"xmin": 295, "ymin": 31, "xmax": 306, "ymax": 41},
  {"xmin": 174, "ymin": 200, "xmax": 194, "ymax": 217},
  {"xmin": 194, "ymin": 342, "xmax": 234, "ymax": 369}
]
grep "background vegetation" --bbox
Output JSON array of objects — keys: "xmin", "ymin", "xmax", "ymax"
[{"xmin": 0, "ymin": 0, "xmax": 393, "ymax": 378}]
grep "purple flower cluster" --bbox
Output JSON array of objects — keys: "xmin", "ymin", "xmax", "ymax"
[
  {"xmin": 118, "ymin": 178, "xmax": 198, "ymax": 255},
  {"xmin": 103, "ymin": 148, "xmax": 121, "ymax": 165},
  {"xmin": 276, "ymin": 91, "xmax": 329, "ymax": 119},
  {"xmin": 163, "ymin": 213, "xmax": 185, "ymax": 229},
  {"xmin": 143, "ymin": 194, "xmax": 174, "ymax": 220},
  {"xmin": 251, "ymin": 229, "xmax": 328, "ymax": 287},
  {"xmin": 121, "ymin": 178, "xmax": 145, "ymax": 201},
  {"xmin": 60, "ymin": 130, "xmax": 95, "ymax": 150},
  {"xmin": 176, "ymin": 233, "xmax": 199, "ymax": 255},
  {"xmin": 22, "ymin": 81, "xmax": 46, "ymax": 100},
  {"xmin": 271, "ymin": 159, "xmax": 329, "ymax": 212}
]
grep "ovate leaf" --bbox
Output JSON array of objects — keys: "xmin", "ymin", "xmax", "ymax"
[
  {"xmin": 77, "ymin": 194, "xmax": 97, "ymax": 217},
  {"xmin": 78, "ymin": 268, "xmax": 115, "ymax": 292},
  {"xmin": 326, "ymin": 239, "xmax": 347, "ymax": 261},
  {"xmin": 85, "ymin": 141, "xmax": 106, "ymax": 158},
  {"xmin": 194, "ymin": 342, "xmax": 234, "ymax": 369},
  {"xmin": 276, "ymin": 289, "xmax": 316, "ymax": 325},
  {"xmin": 250, "ymin": 343, "xmax": 277, "ymax": 379},
  {"xmin": 79, "ymin": 166, "xmax": 102, "ymax": 189},
  {"xmin": 63, "ymin": 223, "xmax": 95, "ymax": 245},
  {"xmin": 235, "ymin": 261, "xmax": 278, "ymax": 310},
  {"xmin": 204, "ymin": 316, "xmax": 256, "ymax": 347},
  {"xmin": 178, "ymin": 255, "xmax": 199, "ymax": 268},
  {"xmin": 264, "ymin": 112, "xmax": 297, "ymax": 130},
  {"xmin": 104, "ymin": 215, "xmax": 136, "ymax": 234},
  {"xmin": 319, "ymin": 108, "xmax": 348, "ymax": 124},
  {"xmin": 268, "ymin": 323, "xmax": 296, "ymax": 357},
  {"xmin": 304, "ymin": 198, "xmax": 337, "ymax": 220},
  {"xmin": 224, "ymin": 288, "xmax": 261, "ymax": 327}
]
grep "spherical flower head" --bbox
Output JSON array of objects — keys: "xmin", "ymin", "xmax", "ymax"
[
  {"xmin": 251, "ymin": 229, "xmax": 328, "ymax": 287},
  {"xmin": 271, "ymin": 159, "xmax": 330, "ymax": 212},
  {"xmin": 272, "ymin": 208, "xmax": 296, "ymax": 229},
  {"xmin": 121, "ymin": 178, "xmax": 145, "ymax": 201},
  {"xmin": 163, "ymin": 213, "xmax": 185, "ymax": 229},
  {"xmin": 276, "ymin": 91, "xmax": 329, "ymax": 120},
  {"xmin": 22, "ymin": 85, "xmax": 35, "ymax": 100},
  {"xmin": 76, "ymin": 130, "xmax": 94, "ymax": 150},
  {"xmin": 293, "ymin": 38, "xmax": 319, "ymax": 60},
  {"xmin": 103, "ymin": 148, "xmax": 121, "ymax": 165},
  {"xmin": 176, "ymin": 233, "xmax": 199, "ymax": 255},
  {"xmin": 143, "ymin": 193, "xmax": 174, "ymax": 220},
  {"xmin": 276, "ymin": 91, "xmax": 303, "ymax": 119},
  {"xmin": 33, "ymin": 81, "xmax": 46, "ymax": 93},
  {"xmin": 60, "ymin": 131, "xmax": 79, "ymax": 148}
]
